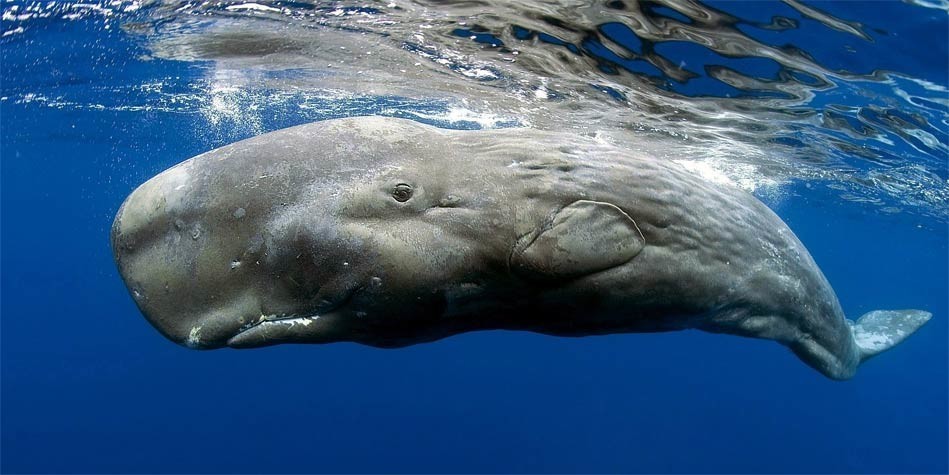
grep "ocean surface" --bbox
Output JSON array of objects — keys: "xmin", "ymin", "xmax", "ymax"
[{"xmin": 1, "ymin": 1, "xmax": 947, "ymax": 473}]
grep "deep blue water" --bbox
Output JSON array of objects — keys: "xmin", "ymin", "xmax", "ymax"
[{"xmin": 2, "ymin": 2, "xmax": 947, "ymax": 474}]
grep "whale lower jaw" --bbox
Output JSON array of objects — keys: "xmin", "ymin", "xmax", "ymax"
[{"xmin": 227, "ymin": 315, "xmax": 324, "ymax": 348}]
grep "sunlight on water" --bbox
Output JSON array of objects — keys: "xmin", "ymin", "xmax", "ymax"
[{"xmin": 1, "ymin": 0, "xmax": 946, "ymax": 220}]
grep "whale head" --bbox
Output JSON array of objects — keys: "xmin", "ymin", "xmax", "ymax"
[{"xmin": 111, "ymin": 117, "xmax": 517, "ymax": 349}]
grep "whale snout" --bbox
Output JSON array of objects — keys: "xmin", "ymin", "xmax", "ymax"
[
  {"xmin": 111, "ymin": 142, "xmax": 371, "ymax": 350},
  {"xmin": 111, "ymin": 167, "xmax": 246, "ymax": 348},
  {"xmin": 112, "ymin": 152, "xmax": 304, "ymax": 347}
]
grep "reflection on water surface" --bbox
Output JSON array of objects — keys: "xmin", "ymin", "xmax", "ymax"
[{"xmin": 2, "ymin": 0, "xmax": 946, "ymax": 220}]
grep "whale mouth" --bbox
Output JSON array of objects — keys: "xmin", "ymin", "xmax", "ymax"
[
  {"xmin": 227, "ymin": 291, "xmax": 356, "ymax": 348},
  {"xmin": 237, "ymin": 314, "xmax": 318, "ymax": 333},
  {"xmin": 226, "ymin": 287, "xmax": 360, "ymax": 348},
  {"xmin": 227, "ymin": 314, "xmax": 325, "ymax": 347}
]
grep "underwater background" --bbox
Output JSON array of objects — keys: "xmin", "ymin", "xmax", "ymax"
[{"xmin": 2, "ymin": 0, "xmax": 947, "ymax": 473}]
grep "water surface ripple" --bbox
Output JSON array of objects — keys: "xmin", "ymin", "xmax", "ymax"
[{"xmin": 2, "ymin": 0, "xmax": 946, "ymax": 220}]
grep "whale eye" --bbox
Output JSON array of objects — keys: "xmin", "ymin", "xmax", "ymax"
[{"xmin": 392, "ymin": 183, "xmax": 413, "ymax": 202}]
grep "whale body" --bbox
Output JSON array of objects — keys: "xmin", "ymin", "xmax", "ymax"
[{"xmin": 111, "ymin": 117, "xmax": 930, "ymax": 379}]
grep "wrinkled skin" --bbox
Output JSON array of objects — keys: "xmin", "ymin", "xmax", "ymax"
[{"xmin": 112, "ymin": 117, "xmax": 928, "ymax": 379}]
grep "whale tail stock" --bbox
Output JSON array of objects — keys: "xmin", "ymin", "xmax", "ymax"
[
  {"xmin": 850, "ymin": 309, "xmax": 932, "ymax": 363},
  {"xmin": 793, "ymin": 309, "xmax": 932, "ymax": 380}
]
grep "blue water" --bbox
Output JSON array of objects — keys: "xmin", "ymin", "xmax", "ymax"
[{"xmin": 2, "ymin": 2, "xmax": 947, "ymax": 474}]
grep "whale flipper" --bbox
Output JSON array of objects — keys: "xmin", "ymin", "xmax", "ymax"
[
  {"xmin": 851, "ymin": 310, "xmax": 932, "ymax": 361},
  {"xmin": 512, "ymin": 200, "xmax": 645, "ymax": 279}
]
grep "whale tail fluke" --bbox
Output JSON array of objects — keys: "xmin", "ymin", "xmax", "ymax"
[{"xmin": 851, "ymin": 309, "xmax": 932, "ymax": 362}]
